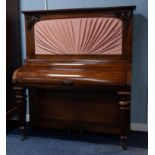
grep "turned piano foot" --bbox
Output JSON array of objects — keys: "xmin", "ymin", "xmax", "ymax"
[
  {"xmin": 120, "ymin": 136, "xmax": 128, "ymax": 150},
  {"xmin": 20, "ymin": 126, "xmax": 26, "ymax": 141}
]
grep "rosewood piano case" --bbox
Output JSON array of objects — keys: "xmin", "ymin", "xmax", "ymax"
[{"xmin": 12, "ymin": 6, "xmax": 136, "ymax": 149}]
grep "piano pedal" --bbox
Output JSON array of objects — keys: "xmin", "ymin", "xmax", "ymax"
[
  {"xmin": 79, "ymin": 127, "xmax": 85, "ymax": 134},
  {"xmin": 67, "ymin": 127, "xmax": 72, "ymax": 133}
]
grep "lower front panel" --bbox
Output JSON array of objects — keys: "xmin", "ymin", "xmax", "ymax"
[{"xmin": 29, "ymin": 88, "xmax": 121, "ymax": 134}]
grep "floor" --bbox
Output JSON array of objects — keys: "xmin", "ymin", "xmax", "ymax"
[{"xmin": 6, "ymin": 127, "xmax": 148, "ymax": 155}]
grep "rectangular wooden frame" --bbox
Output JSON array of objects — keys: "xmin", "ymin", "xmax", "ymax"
[{"xmin": 23, "ymin": 6, "xmax": 135, "ymax": 62}]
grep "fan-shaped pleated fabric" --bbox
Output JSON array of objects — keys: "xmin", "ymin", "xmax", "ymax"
[{"xmin": 34, "ymin": 18, "xmax": 122, "ymax": 55}]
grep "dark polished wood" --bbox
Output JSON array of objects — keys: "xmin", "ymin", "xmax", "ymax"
[{"xmin": 12, "ymin": 6, "xmax": 136, "ymax": 149}]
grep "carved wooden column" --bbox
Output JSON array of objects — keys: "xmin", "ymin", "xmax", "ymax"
[
  {"xmin": 117, "ymin": 91, "xmax": 131, "ymax": 150},
  {"xmin": 14, "ymin": 87, "xmax": 27, "ymax": 140}
]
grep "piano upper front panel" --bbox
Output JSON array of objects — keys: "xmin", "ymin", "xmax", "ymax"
[{"xmin": 34, "ymin": 17, "xmax": 122, "ymax": 55}]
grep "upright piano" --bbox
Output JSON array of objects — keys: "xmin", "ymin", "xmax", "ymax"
[{"xmin": 12, "ymin": 6, "xmax": 136, "ymax": 149}]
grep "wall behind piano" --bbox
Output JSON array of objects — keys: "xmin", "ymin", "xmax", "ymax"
[{"xmin": 20, "ymin": 0, "xmax": 148, "ymax": 131}]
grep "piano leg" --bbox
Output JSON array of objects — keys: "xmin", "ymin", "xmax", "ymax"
[
  {"xmin": 14, "ymin": 87, "xmax": 27, "ymax": 140},
  {"xmin": 118, "ymin": 91, "xmax": 130, "ymax": 150}
]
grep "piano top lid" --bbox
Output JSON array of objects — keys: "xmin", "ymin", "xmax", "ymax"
[{"xmin": 22, "ymin": 5, "xmax": 136, "ymax": 14}]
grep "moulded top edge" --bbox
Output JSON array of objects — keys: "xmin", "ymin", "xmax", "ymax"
[{"xmin": 21, "ymin": 6, "xmax": 136, "ymax": 14}]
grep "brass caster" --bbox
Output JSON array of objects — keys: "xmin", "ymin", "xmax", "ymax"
[
  {"xmin": 20, "ymin": 127, "xmax": 26, "ymax": 141},
  {"xmin": 120, "ymin": 136, "xmax": 128, "ymax": 150}
]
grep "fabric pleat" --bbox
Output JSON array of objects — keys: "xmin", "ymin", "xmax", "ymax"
[{"xmin": 34, "ymin": 18, "xmax": 122, "ymax": 55}]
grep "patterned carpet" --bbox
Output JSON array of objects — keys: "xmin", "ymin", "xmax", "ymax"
[{"xmin": 6, "ymin": 129, "xmax": 148, "ymax": 155}]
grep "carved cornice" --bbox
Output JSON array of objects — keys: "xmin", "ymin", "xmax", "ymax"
[
  {"xmin": 25, "ymin": 14, "xmax": 41, "ymax": 30},
  {"xmin": 114, "ymin": 10, "xmax": 132, "ymax": 28}
]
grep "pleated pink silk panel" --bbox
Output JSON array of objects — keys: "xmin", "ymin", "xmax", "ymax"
[{"xmin": 34, "ymin": 18, "xmax": 122, "ymax": 55}]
